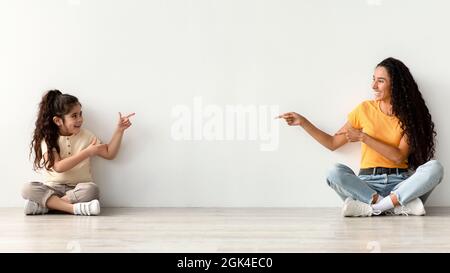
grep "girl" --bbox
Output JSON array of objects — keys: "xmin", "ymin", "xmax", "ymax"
[
  {"xmin": 22, "ymin": 90, "xmax": 135, "ymax": 216},
  {"xmin": 278, "ymin": 57, "xmax": 444, "ymax": 217}
]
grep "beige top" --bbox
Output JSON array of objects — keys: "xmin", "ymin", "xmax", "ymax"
[{"xmin": 41, "ymin": 129, "xmax": 100, "ymax": 186}]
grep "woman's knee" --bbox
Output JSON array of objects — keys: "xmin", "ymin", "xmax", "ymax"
[
  {"xmin": 424, "ymin": 160, "xmax": 444, "ymax": 183},
  {"xmin": 326, "ymin": 163, "xmax": 352, "ymax": 186}
]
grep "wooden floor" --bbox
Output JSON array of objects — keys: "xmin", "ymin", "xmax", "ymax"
[{"xmin": 1, "ymin": 207, "xmax": 450, "ymax": 252}]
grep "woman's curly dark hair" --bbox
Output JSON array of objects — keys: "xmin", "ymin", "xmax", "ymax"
[
  {"xmin": 30, "ymin": 90, "xmax": 80, "ymax": 171},
  {"xmin": 377, "ymin": 57, "xmax": 436, "ymax": 170}
]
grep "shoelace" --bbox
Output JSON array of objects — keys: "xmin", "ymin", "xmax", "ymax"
[
  {"xmin": 32, "ymin": 202, "xmax": 43, "ymax": 214},
  {"xmin": 357, "ymin": 203, "xmax": 375, "ymax": 216},
  {"xmin": 32, "ymin": 205, "xmax": 39, "ymax": 214},
  {"xmin": 26, "ymin": 201, "xmax": 47, "ymax": 215},
  {"xmin": 397, "ymin": 207, "xmax": 410, "ymax": 216},
  {"xmin": 383, "ymin": 207, "xmax": 409, "ymax": 216},
  {"xmin": 36, "ymin": 206, "xmax": 43, "ymax": 214}
]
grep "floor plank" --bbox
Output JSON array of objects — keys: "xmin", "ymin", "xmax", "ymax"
[{"xmin": 1, "ymin": 207, "xmax": 450, "ymax": 252}]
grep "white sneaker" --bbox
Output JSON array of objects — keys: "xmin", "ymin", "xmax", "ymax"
[
  {"xmin": 24, "ymin": 200, "xmax": 49, "ymax": 215},
  {"xmin": 73, "ymin": 199, "xmax": 101, "ymax": 216},
  {"xmin": 342, "ymin": 197, "xmax": 379, "ymax": 217},
  {"xmin": 386, "ymin": 198, "xmax": 426, "ymax": 216}
]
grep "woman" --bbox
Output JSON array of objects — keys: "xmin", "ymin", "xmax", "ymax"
[{"xmin": 279, "ymin": 57, "xmax": 444, "ymax": 217}]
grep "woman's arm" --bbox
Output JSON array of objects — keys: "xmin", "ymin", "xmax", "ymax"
[
  {"xmin": 97, "ymin": 112, "xmax": 135, "ymax": 160},
  {"xmin": 342, "ymin": 127, "xmax": 410, "ymax": 164},
  {"xmin": 278, "ymin": 112, "xmax": 349, "ymax": 151}
]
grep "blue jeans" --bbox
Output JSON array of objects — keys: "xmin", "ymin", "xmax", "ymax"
[{"xmin": 326, "ymin": 160, "xmax": 444, "ymax": 205}]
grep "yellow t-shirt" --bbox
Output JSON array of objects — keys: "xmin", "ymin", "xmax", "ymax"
[
  {"xmin": 348, "ymin": 100, "xmax": 408, "ymax": 169},
  {"xmin": 41, "ymin": 128, "xmax": 100, "ymax": 186}
]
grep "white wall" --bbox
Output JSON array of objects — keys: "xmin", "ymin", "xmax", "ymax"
[{"xmin": 1, "ymin": 0, "xmax": 449, "ymax": 207}]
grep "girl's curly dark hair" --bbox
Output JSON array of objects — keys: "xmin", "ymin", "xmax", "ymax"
[
  {"xmin": 377, "ymin": 57, "xmax": 436, "ymax": 170},
  {"xmin": 30, "ymin": 90, "xmax": 80, "ymax": 171}
]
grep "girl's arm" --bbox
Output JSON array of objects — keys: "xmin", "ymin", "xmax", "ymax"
[
  {"xmin": 343, "ymin": 127, "xmax": 410, "ymax": 164},
  {"xmin": 278, "ymin": 112, "xmax": 349, "ymax": 151},
  {"xmin": 46, "ymin": 138, "xmax": 104, "ymax": 173},
  {"xmin": 99, "ymin": 129, "xmax": 124, "ymax": 160},
  {"xmin": 98, "ymin": 112, "xmax": 135, "ymax": 160}
]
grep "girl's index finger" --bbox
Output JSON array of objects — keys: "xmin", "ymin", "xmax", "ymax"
[
  {"xmin": 280, "ymin": 113, "xmax": 293, "ymax": 119},
  {"xmin": 125, "ymin": 113, "xmax": 136, "ymax": 119}
]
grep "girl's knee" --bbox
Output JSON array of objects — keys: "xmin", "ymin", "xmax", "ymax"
[
  {"xmin": 21, "ymin": 183, "xmax": 32, "ymax": 200},
  {"xmin": 21, "ymin": 181, "xmax": 42, "ymax": 200},
  {"xmin": 77, "ymin": 183, "xmax": 100, "ymax": 201},
  {"xmin": 89, "ymin": 184, "xmax": 100, "ymax": 199}
]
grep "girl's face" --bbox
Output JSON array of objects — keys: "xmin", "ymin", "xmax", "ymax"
[
  {"xmin": 55, "ymin": 104, "xmax": 83, "ymax": 136},
  {"xmin": 372, "ymin": 66, "xmax": 392, "ymax": 102}
]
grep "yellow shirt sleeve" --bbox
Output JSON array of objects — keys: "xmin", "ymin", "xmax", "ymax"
[{"xmin": 347, "ymin": 103, "xmax": 363, "ymax": 129}]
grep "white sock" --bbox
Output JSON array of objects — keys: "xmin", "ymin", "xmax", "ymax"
[{"xmin": 371, "ymin": 196, "xmax": 394, "ymax": 213}]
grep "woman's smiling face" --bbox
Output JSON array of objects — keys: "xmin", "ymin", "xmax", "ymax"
[{"xmin": 372, "ymin": 66, "xmax": 392, "ymax": 102}]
